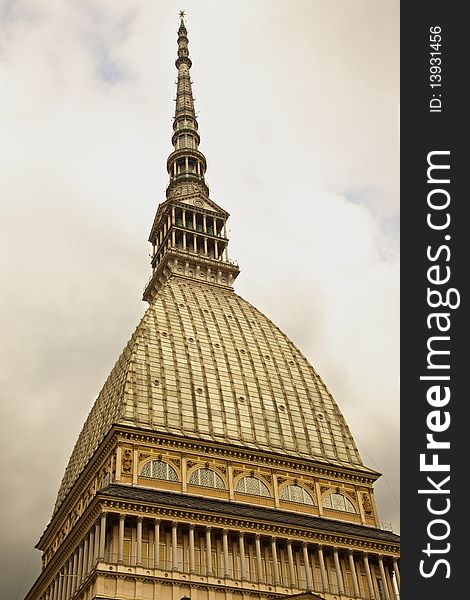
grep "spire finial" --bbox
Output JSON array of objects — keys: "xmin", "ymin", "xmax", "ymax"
[{"xmin": 179, "ymin": 10, "xmax": 185, "ymax": 20}]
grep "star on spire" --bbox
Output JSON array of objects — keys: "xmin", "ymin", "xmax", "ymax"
[{"xmin": 179, "ymin": 10, "xmax": 185, "ymax": 19}]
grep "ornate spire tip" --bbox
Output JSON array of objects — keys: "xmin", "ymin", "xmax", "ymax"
[{"xmin": 179, "ymin": 10, "xmax": 186, "ymax": 20}]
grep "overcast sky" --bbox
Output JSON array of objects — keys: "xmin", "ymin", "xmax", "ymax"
[{"xmin": 0, "ymin": 1, "xmax": 399, "ymax": 598}]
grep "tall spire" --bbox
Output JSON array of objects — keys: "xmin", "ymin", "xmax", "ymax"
[
  {"xmin": 143, "ymin": 13, "xmax": 240, "ymax": 303},
  {"xmin": 166, "ymin": 11, "xmax": 209, "ymax": 199}
]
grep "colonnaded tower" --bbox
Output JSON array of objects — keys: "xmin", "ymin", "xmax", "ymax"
[{"xmin": 26, "ymin": 14, "xmax": 400, "ymax": 600}]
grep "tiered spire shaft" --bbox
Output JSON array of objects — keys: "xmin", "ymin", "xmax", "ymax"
[{"xmin": 166, "ymin": 15, "xmax": 208, "ymax": 198}]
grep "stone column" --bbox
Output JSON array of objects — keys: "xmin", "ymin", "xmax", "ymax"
[
  {"xmin": 378, "ymin": 556, "xmax": 391, "ymax": 600},
  {"xmin": 333, "ymin": 548, "xmax": 345, "ymax": 595},
  {"xmin": 315, "ymin": 482, "xmax": 324, "ymax": 516},
  {"xmin": 271, "ymin": 537, "xmax": 280, "ymax": 585},
  {"xmin": 133, "ymin": 448, "xmax": 139, "ymax": 485},
  {"xmin": 239, "ymin": 533, "xmax": 247, "ymax": 580},
  {"xmin": 317, "ymin": 545, "xmax": 328, "ymax": 592},
  {"xmin": 185, "ymin": 523, "xmax": 196, "ymax": 573},
  {"xmin": 88, "ymin": 529, "xmax": 95, "ymax": 570},
  {"xmin": 272, "ymin": 473, "xmax": 280, "ymax": 508},
  {"xmin": 64, "ymin": 559, "xmax": 72, "ymax": 600},
  {"xmin": 57, "ymin": 574, "xmax": 62, "ymax": 600},
  {"xmin": 348, "ymin": 551, "xmax": 360, "ymax": 598},
  {"xmin": 363, "ymin": 554, "xmax": 375, "ymax": 600},
  {"xmin": 392, "ymin": 558, "xmax": 400, "ymax": 592},
  {"xmin": 82, "ymin": 537, "xmax": 89, "ymax": 579},
  {"xmin": 77, "ymin": 543, "xmax": 83, "ymax": 587},
  {"xmin": 118, "ymin": 514, "xmax": 125, "ymax": 564},
  {"xmin": 255, "ymin": 535, "xmax": 263, "ymax": 583},
  {"xmin": 302, "ymin": 543, "xmax": 313, "ymax": 591},
  {"xmin": 227, "ymin": 463, "xmax": 234, "ymax": 500},
  {"xmin": 71, "ymin": 552, "xmax": 78, "ymax": 594},
  {"xmin": 94, "ymin": 521, "xmax": 100, "ymax": 562},
  {"xmin": 181, "ymin": 455, "xmax": 188, "ymax": 492},
  {"xmin": 222, "ymin": 529, "xmax": 230, "ymax": 578},
  {"xmin": 172, "ymin": 522, "xmax": 178, "ymax": 571},
  {"xmin": 136, "ymin": 517, "xmax": 143, "ymax": 566},
  {"xmin": 57, "ymin": 569, "xmax": 63, "ymax": 600},
  {"xmin": 206, "ymin": 527, "xmax": 213, "ymax": 576},
  {"xmin": 154, "ymin": 520, "xmax": 160, "ymax": 569},
  {"xmin": 98, "ymin": 513, "xmax": 107, "ymax": 560},
  {"xmin": 287, "ymin": 540, "xmax": 296, "ymax": 587}
]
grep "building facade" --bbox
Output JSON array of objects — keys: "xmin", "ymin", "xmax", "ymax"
[{"xmin": 26, "ymin": 14, "xmax": 400, "ymax": 600}]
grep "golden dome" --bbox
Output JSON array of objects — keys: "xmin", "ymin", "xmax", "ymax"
[{"xmin": 54, "ymin": 276, "xmax": 369, "ymax": 514}]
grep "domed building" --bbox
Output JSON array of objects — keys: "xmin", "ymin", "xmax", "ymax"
[{"xmin": 26, "ymin": 14, "xmax": 400, "ymax": 600}]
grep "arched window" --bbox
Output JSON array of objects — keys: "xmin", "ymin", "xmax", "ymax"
[
  {"xmin": 236, "ymin": 476, "xmax": 270, "ymax": 497},
  {"xmin": 279, "ymin": 484, "xmax": 314, "ymax": 505},
  {"xmin": 323, "ymin": 492, "xmax": 357, "ymax": 513},
  {"xmin": 140, "ymin": 460, "xmax": 178, "ymax": 482},
  {"xmin": 189, "ymin": 468, "xmax": 226, "ymax": 489}
]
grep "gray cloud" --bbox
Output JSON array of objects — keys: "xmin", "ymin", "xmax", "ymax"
[{"xmin": 0, "ymin": 1, "xmax": 399, "ymax": 597}]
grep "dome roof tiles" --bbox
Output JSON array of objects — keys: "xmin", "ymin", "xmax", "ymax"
[{"xmin": 54, "ymin": 276, "xmax": 366, "ymax": 513}]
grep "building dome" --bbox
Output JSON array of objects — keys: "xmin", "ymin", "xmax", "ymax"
[{"xmin": 54, "ymin": 276, "xmax": 369, "ymax": 513}]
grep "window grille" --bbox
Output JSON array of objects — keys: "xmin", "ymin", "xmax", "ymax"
[
  {"xmin": 236, "ymin": 476, "xmax": 270, "ymax": 497},
  {"xmin": 323, "ymin": 492, "xmax": 357, "ymax": 513},
  {"xmin": 279, "ymin": 484, "xmax": 314, "ymax": 505},
  {"xmin": 188, "ymin": 467, "xmax": 225, "ymax": 489},
  {"xmin": 140, "ymin": 460, "xmax": 178, "ymax": 481}
]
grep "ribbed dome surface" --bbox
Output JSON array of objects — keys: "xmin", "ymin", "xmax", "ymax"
[{"xmin": 54, "ymin": 276, "xmax": 365, "ymax": 513}]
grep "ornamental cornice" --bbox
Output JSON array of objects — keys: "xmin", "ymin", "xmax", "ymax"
[
  {"xmin": 115, "ymin": 427, "xmax": 377, "ymax": 485},
  {"xmin": 25, "ymin": 503, "xmax": 102, "ymax": 600},
  {"xmin": 38, "ymin": 431, "xmax": 117, "ymax": 551}
]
